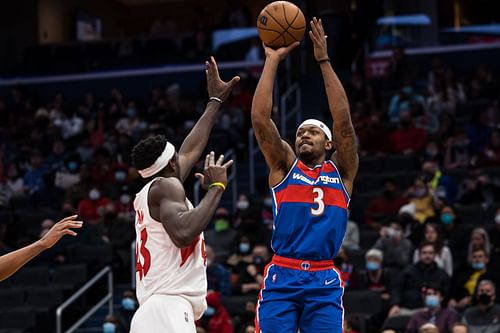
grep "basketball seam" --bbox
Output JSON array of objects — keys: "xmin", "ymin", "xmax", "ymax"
[
  {"xmin": 282, "ymin": 4, "xmax": 304, "ymax": 40},
  {"xmin": 262, "ymin": 3, "xmax": 304, "ymax": 46}
]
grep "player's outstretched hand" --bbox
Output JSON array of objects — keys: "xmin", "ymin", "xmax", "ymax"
[
  {"xmin": 309, "ymin": 17, "xmax": 329, "ymax": 62},
  {"xmin": 262, "ymin": 41, "xmax": 300, "ymax": 63},
  {"xmin": 38, "ymin": 215, "xmax": 83, "ymax": 249},
  {"xmin": 206, "ymin": 56, "xmax": 240, "ymax": 103},
  {"xmin": 195, "ymin": 151, "xmax": 233, "ymax": 189}
]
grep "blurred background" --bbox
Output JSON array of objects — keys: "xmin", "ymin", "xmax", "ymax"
[{"xmin": 0, "ymin": 1, "xmax": 500, "ymax": 333}]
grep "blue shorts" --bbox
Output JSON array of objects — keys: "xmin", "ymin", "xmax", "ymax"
[{"xmin": 255, "ymin": 261, "xmax": 344, "ymax": 333}]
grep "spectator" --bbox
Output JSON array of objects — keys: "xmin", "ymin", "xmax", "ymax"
[
  {"xmin": 465, "ymin": 110, "xmax": 492, "ymax": 155},
  {"xmin": 116, "ymin": 290, "xmax": 137, "ymax": 333},
  {"xmin": 389, "ymin": 110, "xmax": 427, "ymax": 155},
  {"xmin": 23, "ymin": 149, "xmax": 47, "ymax": 194},
  {"xmin": 389, "ymin": 242, "xmax": 450, "ymax": 317},
  {"xmin": 479, "ymin": 129, "xmax": 500, "ymax": 167},
  {"xmin": 449, "ymin": 248, "xmax": 496, "ymax": 312},
  {"xmin": 103, "ymin": 314, "xmax": 123, "ymax": 333},
  {"xmin": 421, "ymin": 160, "xmax": 458, "ymax": 205},
  {"xmin": 77, "ymin": 186, "xmax": 112, "ymax": 223},
  {"xmin": 490, "ymin": 208, "xmax": 500, "ymax": 269},
  {"xmin": 388, "ymin": 84, "xmax": 426, "ymax": 124},
  {"xmin": 412, "ymin": 223, "xmax": 453, "ymax": 277},
  {"xmin": 54, "ymin": 155, "xmax": 82, "ymax": 190},
  {"xmin": 234, "ymin": 244, "xmax": 269, "ymax": 295},
  {"xmin": 205, "ymin": 245, "xmax": 231, "ymax": 295},
  {"xmin": 451, "ymin": 323, "xmax": 468, "ymax": 333},
  {"xmin": 467, "ymin": 228, "xmax": 491, "ymax": 264},
  {"xmin": 32, "ymin": 172, "xmax": 65, "ymax": 212},
  {"xmin": 374, "ymin": 220, "xmax": 413, "ymax": 269},
  {"xmin": 444, "ymin": 128, "xmax": 472, "ymax": 170},
  {"xmin": 334, "ymin": 246, "xmax": 359, "ymax": 289},
  {"xmin": 226, "ymin": 234, "xmax": 253, "ymax": 269},
  {"xmin": 4, "ymin": 163, "xmax": 26, "ymax": 200},
  {"xmin": 344, "ymin": 217, "xmax": 360, "ymax": 250},
  {"xmin": 437, "ymin": 206, "xmax": 469, "ymax": 268},
  {"xmin": 205, "ymin": 208, "xmax": 237, "ymax": 262},
  {"xmin": 405, "ymin": 285, "xmax": 459, "ymax": 333},
  {"xmin": 405, "ymin": 177, "xmax": 435, "ymax": 223},
  {"xmin": 463, "ymin": 280, "xmax": 500, "ymax": 333},
  {"xmin": 198, "ymin": 291, "xmax": 234, "ymax": 333},
  {"xmin": 419, "ymin": 323, "xmax": 440, "ymax": 333},
  {"xmin": 366, "ymin": 177, "xmax": 408, "ymax": 226}
]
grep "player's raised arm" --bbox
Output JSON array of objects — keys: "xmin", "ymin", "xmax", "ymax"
[
  {"xmin": 152, "ymin": 152, "xmax": 233, "ymax": 248},
  {"xmin": 251, "ymin": 42, "xmax": 299, "ymax": 186},
  {"xmin": 309, "ymin": 17, "xmax": 358, "ymax": 194},
  {"xmin": 0, "ymin": 215, "xmax": 82, "ymax": 281},
  {"xmin": 177, "ymin": 56, "xmax": 239, "ymax": 182}
]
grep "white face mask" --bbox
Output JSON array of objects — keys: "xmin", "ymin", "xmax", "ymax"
[
  {"xmin": 120, "ymin": 194, "xmax": 131, "ymax": 205},
  {"xmin": 89, "ymin": 189, "xmax": 101, "ymax": 200},
  {"xmin": 237, "ymin": 200, "xmax": 250, "ymax": 210}
]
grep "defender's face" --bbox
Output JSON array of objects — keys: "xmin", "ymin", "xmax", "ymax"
[{"xmin": 295, "ymin": 125, "xmax": 332, "ymax": 159}]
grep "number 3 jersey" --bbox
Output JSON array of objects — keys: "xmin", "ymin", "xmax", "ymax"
[
  {"xmin": 270, "ymin": 159, "xmax": 350, "ymax": 260},
  {"xmin": 133, "ymin": 177, "xmax": 207, "ymax": 319}
]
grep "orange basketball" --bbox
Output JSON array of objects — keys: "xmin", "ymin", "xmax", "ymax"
[{"xmin": 257, "ymin": 1, "xmax": 306, "ymax": 49}]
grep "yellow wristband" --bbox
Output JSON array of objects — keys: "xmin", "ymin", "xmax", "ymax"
[{"xmin": 208, "ymin": 182, "xmax": 226, "ymax": 191}]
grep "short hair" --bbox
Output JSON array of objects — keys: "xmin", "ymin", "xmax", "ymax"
[
  {"xmin": 452, "ymin": 322, "xmax": 468, "ymax": 333},
  {"xmin": 419, "ymin": 241, "xmax": 435, "ymax": 252},
  {"xmin": 478, "ymin": 279, "xmax": 496, "ymax": 294},
  {"xmin": 131, "ymin": 135, "xmax": 167, "ymax": 171}
]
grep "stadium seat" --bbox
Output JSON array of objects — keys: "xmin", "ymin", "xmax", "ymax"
[
  {"xmin": 455, "ymin": 204, "xmax": 486, "ymax": 225},
  {"xmin": 383, "ymin": 155, "xmax": 418, "ymax": 172},
  {"xmin": 345, "ymin": 248, "xmax": 366, "ymax": 270},
  {"xmin": 343, "ymin": 290, "xmax": 382, "ymax": 315},
  {"xmin": 25, "ymin": 286, "xmax": 63, "ymax": 311},
  {"xmin": 360, "ymin": 229, "xmax": 379, "ymax": 250},
  {"xmin": 0, "ymin": 307, "xmax": 36, "ymax": 330},
  {"xmin": 382, "ymin": 314, "xmax": 411, "ymax": 332},
  {"xmin": 0, "ymin": 288, "xmax": 25, "ymax": 308},
  {"xmin": 52, "ymin": 264, "xmax": 88, "ymax": 289},
  {"xmin": 13, "ymin": 266, "xmax": 50, "ymax": 287}
]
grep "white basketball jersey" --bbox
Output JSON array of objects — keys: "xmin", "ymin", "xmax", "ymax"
[{"xmin": 134, "ymin": 177, "xmax": 207, "ymax": 319}]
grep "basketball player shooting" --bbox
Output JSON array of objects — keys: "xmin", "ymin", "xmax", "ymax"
[
  {"xmin": 251, "ymin": 18, "xmax": 358, "ymax": 333},
  {"xmin": 129, "ymin": 56, "xmax": 239, "ymax": 333}
]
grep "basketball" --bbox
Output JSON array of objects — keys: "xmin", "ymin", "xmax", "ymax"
[{"xmin": 257, "ymin": 1, "xmax": 306, "ymax": 49}]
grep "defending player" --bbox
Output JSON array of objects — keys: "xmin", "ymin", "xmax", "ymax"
[
  {"xmin": 251, "ymin": 18, "xmax": 358, "ymax": 332},
  {"xmin": 130, "ymin": 57, "xmax": 239, "ymax": 333},
  {"xmin": 0, "ymin": 215, "xmax": 82, "ymax": 282}
]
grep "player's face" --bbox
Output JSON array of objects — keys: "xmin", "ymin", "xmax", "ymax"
[{"xmin": 295, "ymin": 125, "xmax": 332, "ymax": 161}]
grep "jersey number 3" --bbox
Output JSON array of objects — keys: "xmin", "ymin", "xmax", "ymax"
[
  {"xmin": 311, "ymin": 187, "xmax": 325, "ymax": 216},
  {"xmin": 136, "ymin": 228, "xmax": 151, "ymax": 281}
]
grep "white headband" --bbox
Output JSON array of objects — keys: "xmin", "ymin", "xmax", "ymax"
[
  {"xmin": 138, "ymin": 142, "xmax": 175, "ymax": 178},
  {"xmin": 297, "ymin": 119, "xmax": 332, "ymax": 141}
]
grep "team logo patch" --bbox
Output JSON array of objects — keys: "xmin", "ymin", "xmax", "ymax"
[{"xmin": 301, "ymin": 261, "xmax": 311, "ymax": 271}]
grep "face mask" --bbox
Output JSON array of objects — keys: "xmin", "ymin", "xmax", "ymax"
[
  {"xmin": 204, "ymin": 306, "xmax": 216, "ymax": 317},
  {"xmin": 214, "ymin": 219, "xmax": 229, "ymax": 232},
  {"xmin": 414, "ymin": 188, "xmax": 426, "ymax": 197},
  {"xmin": 366, "ymin": 261, "xmax": 380, "ymax": 271},
  {"xmin": 425, "ymin": 295, "xmax": 440, "ymax": 308},
  {"xmin": 89, "ymin": 189, "xmax": 101, "ymax": 200},
  {"xmin": 477, "ymin": 294, "xmax": 492, "ymax": 305},
  {"xmin": 495, "ymin": 215, "xmax": 500, "ymax": 225},
  {"xmin": 115, "ymin": 171, "xmax": 127, "ymax": 182},
  {"xmin": 264, "ymin": 198, "xmax": 273, "ymax": 208},
  {"xmin": 121, "ymin": 297, "xmax": 136, "ymax": 310},
  {"xmin": 120, "ymin": 194, "xmax": 131, "ymax": 205},
  {"xmin": 441, "ymin": 213, "xmax": 454, "ymax": 225},
  {"xmin": 472, "ymin": 262, "xmax": 486, "ymax": 271},
  {"xmin": 239, "ymin": 242, "xmax": 250, "ymax": 254},
  {"xmin": 237, "ymin": 200, "xmax": 249, "ymax": 210},
  {"xmin": 67, "ymin": 161, "xmax": 79, "ymax": 172},
  {"xmin": 127, "ymin": 107, "xmax": 137, "ymax": 118},
  {"xmin": 103, "ymin": 322, "xmax": 116, "ymax": 333}
]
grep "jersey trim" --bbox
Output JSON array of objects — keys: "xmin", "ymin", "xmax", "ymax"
[{"xmin": 327, "ymin": 160, "xmax": 351, "ymax": 205}]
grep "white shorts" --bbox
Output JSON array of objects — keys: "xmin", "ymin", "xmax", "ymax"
[{"xmin": 130, "ymin": 294, "xmax": 196, "ymax": 333}]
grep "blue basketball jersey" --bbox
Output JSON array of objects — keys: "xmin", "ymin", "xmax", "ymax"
[{"xmin": 270, "ymin": 159, "xmax": 350, "ymax": 260}]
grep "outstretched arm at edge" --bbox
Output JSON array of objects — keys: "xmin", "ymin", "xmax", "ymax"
[{"xmin": 251, "ymin": 43, "xmax": 299, "ymax": 187}]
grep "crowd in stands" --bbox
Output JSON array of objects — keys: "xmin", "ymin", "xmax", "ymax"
[{"xmin": 1, "ymin": 37, "xmax": 500, "ymax": 332}]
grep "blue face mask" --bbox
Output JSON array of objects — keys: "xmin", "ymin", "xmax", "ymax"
[
  {"xmin": 425, "ymin": 295, "xmax": 440, "ymax": 308},
  {"xmin": 204, "ymin": 306, "xmax": 216, "ymax": 317},
  {"xmin": 103, "ymin": 322, "xmax": 116, "ymax": 333},
  {"xmin": 121, "ymin": 297, "xmax": 136, "ymax": 311},
  {"xmin": 440, "ymin": 213, "xmax": 454, "ymax": 225},
  {"xmin": 239, "ymin": 243, "xmax": 250, "ymax": 254},
  {"xmin": 366, "ymin": 261, "xmax": 380, "ymax": 271},
  {"xmin": 67, "ymin": 161, "xmax": 79, "ymax": 172},
  {"xmin": 472, "ymin": 262, "xmax": 486, "ymax": 271}
]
